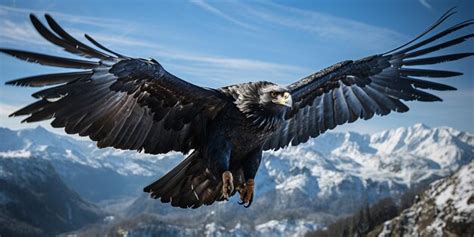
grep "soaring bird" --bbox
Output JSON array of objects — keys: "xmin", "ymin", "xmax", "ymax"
[{"xmin": 1, "ymin": 9, "xmax": 472, "ymax": 208}]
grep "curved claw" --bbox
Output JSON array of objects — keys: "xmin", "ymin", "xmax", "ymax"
[
  {"xmin": 238, "ymin": 179, "xmax": 255, "ymax": 208},
  {"xmin": 244, "ymin": 193, "xmax": 254, "ymax": 208}
]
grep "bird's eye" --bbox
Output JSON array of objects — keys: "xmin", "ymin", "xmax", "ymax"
[{"xmin": 271, "ymin": 92, "xmax": 278, "ymax": 97}]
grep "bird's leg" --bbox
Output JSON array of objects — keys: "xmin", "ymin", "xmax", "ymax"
[
  {"xmin": 238, "ymin": 179, "xmax": 254, "ymax": 207},
  {"xmin": 238, "ymin": 147, "xmax": 262, "ymax": 208},
  {"xmin": 206, "ymin": 136, "xmax": 233, "ymax": 201}
]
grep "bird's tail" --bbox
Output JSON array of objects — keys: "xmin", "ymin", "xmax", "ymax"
[{"xmin": 143, "ymin": 150, "xmax": 224, "ymax": 208}]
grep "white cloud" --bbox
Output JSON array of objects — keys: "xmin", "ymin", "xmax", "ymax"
[
  {"xmin": 74, "ymin": 32, "xmax": 308, "ymax": 84},
  {"xmin": 0, "ymin": 7, "xmax": 308, "ymax": 85},
  {"xmin": 190, "ymin": 0, "xmax": 257, "ymax": 30},
  {"xmin": 0, "ymin": 103, "xmax": 16, "ymax": 118},
  {"xmin": 0, "ymin": 19, "xmax": 47, "ymax": 46},
  {"xmin": 0, "ymin": 5, "xmax": 132, "ymax": 29},
  {"xmin": 189, "ymin": 0, "xmax": 408, "ymax": 50},
  {"xmin": 419, "ymin": 0, "xmax": 432, "ymax": 10},
  {"xmin": 237, "ymin": 1, "xmax": 408, "ymax": 50}
]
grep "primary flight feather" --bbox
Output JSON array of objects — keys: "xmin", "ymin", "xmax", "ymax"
[{"xmin": 1, "ymin": 9, "xmax": 472, "ymax": 208}]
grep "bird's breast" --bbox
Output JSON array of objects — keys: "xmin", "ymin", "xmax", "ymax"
[{"xmin": 213, "ymin": 103, "xmax": 284, "ymax": 151}]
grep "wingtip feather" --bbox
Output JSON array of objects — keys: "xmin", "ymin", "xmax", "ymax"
[
  {"xmin": 4, "ymin": 80, "xmax": 24, "ymax": 87},
  {"xmin": 44, "ymin": 13, "xmax": 54, "ymax": 22}
]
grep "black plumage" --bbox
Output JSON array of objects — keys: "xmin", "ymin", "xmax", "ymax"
[{"xmin": 2, "ymin": 10, "xmax": 473, "ymax": 208}]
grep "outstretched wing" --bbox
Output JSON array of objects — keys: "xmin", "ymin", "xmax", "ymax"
[
  {"xmin": 2, "ymin": 14, "xmax": 226, "ymax": 155},
  {"xmin": 264, "ymin": 9, "xmax": 473, "ymax": 150}
]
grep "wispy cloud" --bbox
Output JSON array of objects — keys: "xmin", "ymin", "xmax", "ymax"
[
  {"xmin": 0, "ymin": 5, "xmax": 137, "ymax": 52},
  {"xmin": 0, "ymin": 103, "xmax": 16, "ymax": 118},
  {"xmin": 54, "ymin": 31, "xmax": 307, "ymax": 83},
  {"xmin": 190, "ymin": 0, "xmax": 257, "ymax": 30},
  {"xmin": 91, "ymin": 35, "xmax": 307, "ymax": 84},
  {"xmin": 0, "ymin": 5, "xmax": 132, "ymax": 29},
  {"xmin": 0, "ymin": 5, "xmax": 307, "ymax": 86},
  {"xmin": 0, "ymin": 19, "xmax": 46, "ymax": 46},
  {"xmin": 188, "ymin": 1, "xmax": 409, "ymax": 51},
  {"xmin": 419, "ymin": 0, "xmax": 432, "ymax": 10},
  {"xmin": 236, "ymin": 1, "xmax": 408, "ymax": 50}
]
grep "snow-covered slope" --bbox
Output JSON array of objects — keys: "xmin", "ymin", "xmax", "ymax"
[
  {"xmin": 0, "ymin": 156, "xmax": 104, "ymax": 236},
  {"xmin": 0, "ymin": 126, "xmax": 183, "ymax": 202},
  {"xmin": 0, "ymin": 126, "xmax": 182, "ymax": 176},
  {"xmin": 371, "ymin": 161, "xmax": 473, "ymax": 237},
  {"xmin": 264, "ymin": 123, "xmax": 473, "ymax": 210}
]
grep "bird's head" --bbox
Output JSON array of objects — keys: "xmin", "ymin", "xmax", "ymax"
[
  {"xmin": 260, "ymin": 84, "xmax": 293, "ymax": 109},
  {"xmin": 233, "ymin": 82, "xmax": 293, "ymax": 124}
]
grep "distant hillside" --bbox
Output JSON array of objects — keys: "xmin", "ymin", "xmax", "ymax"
[
  {"xmin": 0, "ymin": 126, "xmax": 182, "ymax": 202},
  {"xmin": 368, "ymin": 161, "xmax": 473, "ymax": 236},
  {"xmin": 0, "ymin": 157, "xmax": 104, "ymax": 237},
  {"xmin": 306, "ymin": 161, "xmax": 473, "ymax": 237}
]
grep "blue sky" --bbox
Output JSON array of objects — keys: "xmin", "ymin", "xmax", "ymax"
[{"xmin": 0, "ymin": 0, "xmax": 473, "ymax": 137}]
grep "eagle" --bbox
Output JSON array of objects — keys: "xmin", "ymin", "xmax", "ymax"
[{"xmin": 1, "ymin": 9, "xmax": 472, "ymax": 208}]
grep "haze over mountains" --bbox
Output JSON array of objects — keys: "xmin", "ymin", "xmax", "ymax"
[{"xmin": 0, "ymin": 123, "xmax": 472, "ymax": 236}]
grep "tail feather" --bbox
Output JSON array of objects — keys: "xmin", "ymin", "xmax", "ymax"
[{"xmin": 143, "ymin": 151, "xmax": 223, "ymax": 208}]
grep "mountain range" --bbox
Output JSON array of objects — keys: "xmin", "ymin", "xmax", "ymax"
[{"xmin": 0, "ymin": 123, "xmax": 472, "ymax": 236}]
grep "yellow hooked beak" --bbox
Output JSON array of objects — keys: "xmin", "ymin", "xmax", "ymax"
[{"xmin": 276, "ymin": 92, "xmax": 292, "ymax": 107}]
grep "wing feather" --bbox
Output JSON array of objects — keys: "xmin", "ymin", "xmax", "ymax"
[
  {"xmin": 43, "ymin": 14, "xmax": 111, "ymax": 59},
  {"xmin": 0, "ymin": 48, "xmax": 98, "ymax": 69},
  {"xmin": 342, "ymin": 86, "xmax": 362, "ymax": 121},
  {"xmin": 333, "ymin": 85, "xmax": 349, "ymax": 125}
]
